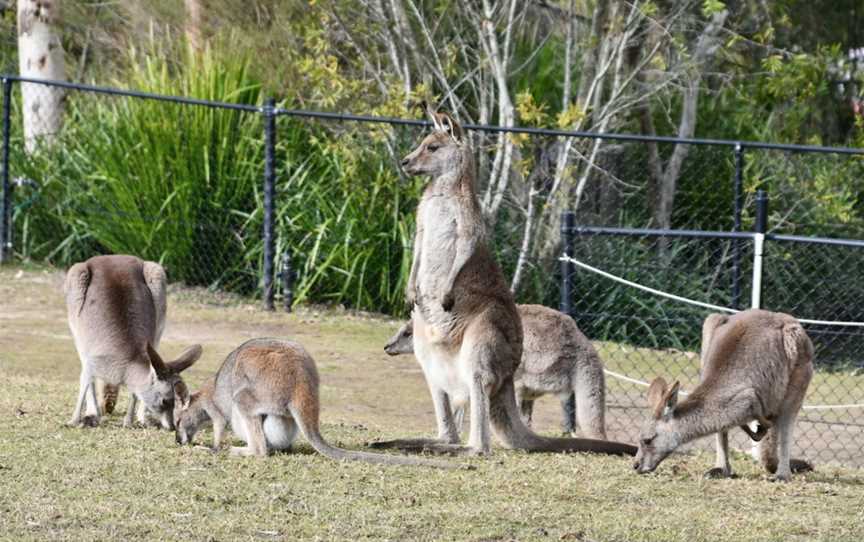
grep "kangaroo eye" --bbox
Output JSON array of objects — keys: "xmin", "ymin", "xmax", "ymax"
[
  {"xmin": 641, "ymin": 436, "xmax": 655, "ymax": 446},
  {"xmin": 427, "ymin": 144, "xmax": 440, "ymax": 153}
]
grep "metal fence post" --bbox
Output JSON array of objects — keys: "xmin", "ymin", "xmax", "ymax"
[
  {"xmin": 262, "ymin": 98, "xmax": 276, "ymax": 310},
  {"xmin": 282, "ymin": 249, "xmax": 294, "ymax": 313},
  {"xmin": 0, "ymin": 78, "xmax": 12, "ymax": 264},
  {"xmin": 560, "ymin": 211, "xmax": 575, "ymax": 317},
  {"xmin": 751, "ymin": 189, "xmax": 768, "ymax": 310},
  {"xmin": 731, "ymin": 142, "xmax": 744, "ymax": 308}
]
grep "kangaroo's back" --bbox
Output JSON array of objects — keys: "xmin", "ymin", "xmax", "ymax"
[
  {"xmin": 699, "ymin": 310, "xmax": 811, "ymax": 404},
  {"xmin": 65, "ymin": 255, "xmax": 165, "ymax": 362}
]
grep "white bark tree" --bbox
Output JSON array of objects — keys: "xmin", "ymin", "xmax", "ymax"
[
  {"xmin": 17, "ymin": 0, "xmax": 66, "ymax": 153},
  {"xmin": 317, "ymin": 0, "xmax": 735, "ymax": 293},
  {"xmin": 185, "ymin": 0, "xmax": 205, "ymax": 52}
]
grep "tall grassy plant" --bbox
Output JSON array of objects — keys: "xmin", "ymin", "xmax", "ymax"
[
  {"xmin": 13, "ymin": 41, "xmax": 264, "ymax": 291},
  {"xmin": 239, "ymin": 125, "xmax": 421, "ymax": 315}
]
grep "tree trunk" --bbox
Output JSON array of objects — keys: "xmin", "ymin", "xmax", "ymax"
[
  {"xmin": 17, "ymin": 0, "xmax": 66, "ymax": 153},
  {"xmin": 651, "ymin": 10, "xmax": 728, "ymax": 232},
  {"xmin": 185, "ymin": 0, "xmax": 205, "ymax": 52}
]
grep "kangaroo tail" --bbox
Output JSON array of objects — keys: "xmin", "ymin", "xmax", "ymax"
[
  {"xmin": 491, "ymin": 378, "xmax": 636, "ymax": 456},
  {"xmin": 288, "ymin": 405, "xmax": 470, "ymax": 470}
]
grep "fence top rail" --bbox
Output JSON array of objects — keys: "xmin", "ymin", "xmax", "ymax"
[
  {"xmin": 567, "ymin": 224, "xmax": 864, "ymax": 247},
  {"xmin": 569, "ymin": 226, "xmax": 756, "ymax": 240},
  {"xmin": 3, "ymin": 74, "xmax": 864, "ymax": 156},
  {"xmin": 2, "ymin": 75, "xmax": 261, "ymax": 113},
  {"xmin": 767, "ymin": 233, "xmax": 864, "ymax": 248}
]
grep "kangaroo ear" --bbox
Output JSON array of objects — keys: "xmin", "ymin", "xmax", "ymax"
[
  {"xmin": 439, "ymin": 113, "xmax": 464, "ymax": 142},
  {"xmin": 166, "ymin": 344, "xmax": 203, "ymax": 375},
  {"xmin": 173, "ymin": 380, "xmax": 191, "ymax": 408},
  {"xmin": 663, "ymin": 381, "xmax": 681, "ymax": 416},
  {"xmin": 424, "ymin": 102, "xmax": 443, "ymax": 131},
  {"xmin": 647, "ymin": 377, "xmax": 668, "ymax": 419},
  {"xmin": 147, "ymin": 343, "xmax": 170, "ymax": 380}
]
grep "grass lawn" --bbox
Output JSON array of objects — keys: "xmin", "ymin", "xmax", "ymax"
[{"xmin": 1, "ymin": 264, "xmax": 863, "ymax": 541}]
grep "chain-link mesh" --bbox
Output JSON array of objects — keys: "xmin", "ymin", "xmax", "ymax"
[
  {"xmin": 3, "ymin": 78, "xmax": 864, "ymax": 466},
  {"xmin": 7, "ymin": 81, "xmax": 265, "ymax": 294},
  {"xmin": 563, "ymin": 185, "xmax": 864, "ymax": 467}
]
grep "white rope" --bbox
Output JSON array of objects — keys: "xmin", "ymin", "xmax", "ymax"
[
  {"xmin": 560, "ymin": 256, "xmax": 738, "ymax": 314},
  {"xmin": 603, "ymin": 368, "xmax": 690, "ymax": 396},
  {"xmin": 557, "ymin": 256, "xmax": 864, "ymax": 410},
  {"xmin": 560, "ymin": 255, "xmax": 864, "ymax": 328},
  {"xmin": 602, "ymin": 369, "xmax": 864, "ymax": 411}
]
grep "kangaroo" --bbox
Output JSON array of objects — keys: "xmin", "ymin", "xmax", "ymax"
[
  {"xmin": 633, "ymin": 309, "xmax": 814, "ymax": 481},
  {"xmin": 173, "ymin": 338, "xmax": 467, "ymax": 469},
  {"xmin": 65, "ymin": 255, "xmax": 202, "ymax": 429},
  {"xmin": 370, "ymin": 107, "xmax": 634, "ymax": 457},
  {"xmin": 384, "ymin": 304, "xmax": 606, "ymax": 439}
]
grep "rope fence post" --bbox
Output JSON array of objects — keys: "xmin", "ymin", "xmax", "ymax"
[
  {"xmin": 560, "ymin": 211, "xmax": 575, "ymax": 317},
  {"xmin": 262, "ymin": 98, "xmax": 276, "ymax": 311},
  {"xmin": 751, "ymin": 189, "xmax": 768, "ymax": 310},
  {"xmin": 0, "ymin": 78, "xmax": 12, "ymax": 264}
]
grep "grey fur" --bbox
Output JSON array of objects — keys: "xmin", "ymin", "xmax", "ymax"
[
  {"xmin": 384, "ymin": 304, "xmax": 607, "ymax": 439},
  {"xmin": 64, "ymin": 255, "xmax": 202, "ymax": 428},
  {"xmin": 371, "ymin": 111, "xmax": 634, "ymax": 457},
  {"xmin": 633, "ymin": 309, "xmax": 814, "ymax": 481},
  {"xmin": 173, "ymin": 338, "xmax": 468, "ymax": 469}
]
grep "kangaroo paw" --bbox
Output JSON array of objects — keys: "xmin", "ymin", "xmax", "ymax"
[
  {"xmin": 790, "ymin": 458, "xmax": 814, "ymax": 473},
  {"xmin": 441, "ymin": 292, "xmax": 455, "ymax": 312},
  {"xmin": 740, "ymin": 423, "xmax": 768, "ymax": 442},
  {"xmin": 81, "ymin": 415, "xmax": 100, "ymax": 428},
  {"xmin": 704, "ymin": 467, "xmax": 736, "ymax": 479},
  {"xmin": 770, "ymin": 472, "xmax": 792, "ymax": 483}
]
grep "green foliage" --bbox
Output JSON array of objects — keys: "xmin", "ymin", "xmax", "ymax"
[
  {"xmin": 238, "ymin": 127, "xmax": 421, "ymax": 314},
  {"xmin": 12, "ymin": 38, "xmax": 421, "ymax": 313},
  {"xmin": 701, "ymin": 0, "xmax": 726, "ymax": 18},
  {"xmin": 13, "ymin": 41, "xmax": 265, "ymax": 291}
]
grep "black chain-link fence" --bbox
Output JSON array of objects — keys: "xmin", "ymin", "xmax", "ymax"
[
  {"xmin": 561, "ymin": 187, "xmax": 864, "ymax": 467},
  {"xmin": 3, "ymin": 76, "xmax": 864, "ymax": 467}
]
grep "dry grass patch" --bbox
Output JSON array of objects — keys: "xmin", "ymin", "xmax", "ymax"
[{"xmin": 1, "ymin": 264, "xmax": 863, "ymax": 541}]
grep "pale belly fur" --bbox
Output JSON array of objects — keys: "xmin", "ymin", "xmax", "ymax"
[
  {"xmin": 230, "ymin": 409, "xmax": 298, "ymax": 450},
  {"xmin": 414, "ymin": 311, "xmax": 470, "ymax": 408}
]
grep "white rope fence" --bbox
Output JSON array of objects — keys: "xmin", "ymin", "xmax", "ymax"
[
  {"xmin": 560, "ymin": 255, "xmax": 864, "ymax": 327},
  {"xmin": 559, "ymin": 256, "xmax": 864, "ymax": 411},
  {"xmin": 603, "ymin": 368, "xmax": 864, "ymax": 411}
]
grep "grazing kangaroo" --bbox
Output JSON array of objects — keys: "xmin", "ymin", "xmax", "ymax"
[
  {"xmin": 384, "ymin": 304, "xmax": 606, "ymax": 439},
  {"xmin": 173, "ymin": 338, "xmax": 467, "ymax": 469},
  {"xmin": 370, "ymin": 108, "xmax": 634, "ymax": 457},
  {"xmin": 633, "ymin": 309, "xmax": 814, "ymax": 481},
  {"xmin": 65, "ymin": 255, "xmax": 202, "ymax": 428}
]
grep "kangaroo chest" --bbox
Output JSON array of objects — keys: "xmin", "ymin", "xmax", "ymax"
[{"xmin": 417, "ymin": 196, "xmax": 459, "ymax": 295}]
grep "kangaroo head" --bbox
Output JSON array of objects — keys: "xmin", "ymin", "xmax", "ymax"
[
  {"xmin": 140, "ymin": 343, "xmax": 203, "ymax": 429},
  {"xmin": 173, "ymin": 380, "xmax": 209, "ymax": 445},
  {"xmin": 384, "ymin": 320, "xmax": 415, "ymax": 356},
  {"xmin": 401, "ymin": 105, "xmax": 466, "ymax": 177},
  {"xmin": 633, "ymin": 377, "xmax": 681, "ymax": 474}
]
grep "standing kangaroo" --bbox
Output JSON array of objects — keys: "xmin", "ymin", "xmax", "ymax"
[
  {"xmin": 384, "ymin": 304, "xmax": 606, "ymax": 439},
  {"xmin": 633, "ymin": 309, "xmax": 814, "ymax": 481},
  {"xmin": 65, "ymin": 255, "xmax": 202, "ymax": 428},
  {"xmin": 173, "ymin": 338, "xmax": 466, "ymax": 469},
  {"xmin": 371, "ymin": 108, "xmax": 633, "ymax": 457}
]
